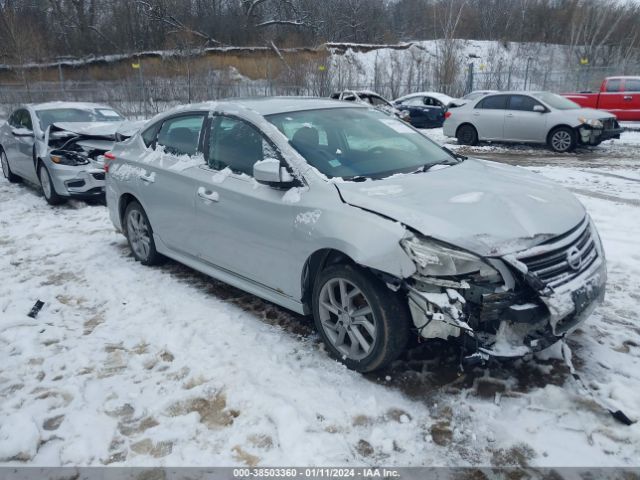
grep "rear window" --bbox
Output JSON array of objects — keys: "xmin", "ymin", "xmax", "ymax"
[
  {"xmin": 156, "ymin": 114, "xmax": 205, "ymax": 156},
  {"xmin": 623, "ymin": 79, "xmax": 640, "ymax": 92},
  {"xmin": 476, "ymin": 95, "xmax": 508, "ymax": 110},
  {"xmin": 605, "ymin": 79, "xmax": 622, "ymax": 92}
]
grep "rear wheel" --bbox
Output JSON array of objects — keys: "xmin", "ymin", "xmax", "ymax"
[
  {"xmin": 548, "ymin": 127, "xmax": 576, "ymax": 153},
  {"xmin": 312, "ymin": 263, "xmax": 410, "ymax": 372},
  {"xmin": 456, "ymin": 124, "xmax": 478, "ymax": 146},
  {"xmin": 38, "ymin": 163, "xmax": 66, "ymax": 205},
  {"xmin": 1, "ymin": 149, "xmax": 21, "ymax": 183},
  {"xmin": 124, "ymin": 201, "xmax": 163, "ymax": 266}
]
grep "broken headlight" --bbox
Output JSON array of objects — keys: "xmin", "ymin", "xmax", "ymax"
[
  {"xmin": 50, "ymin": 151, "xmax": 89, "ymax": 166},
  {"xmin": 578, "ymin": 117, "xmax": 603, "ymax": 129},
  {"xmin": 401, "ymin": 233, "xmax": 498, "ymax": 277}
]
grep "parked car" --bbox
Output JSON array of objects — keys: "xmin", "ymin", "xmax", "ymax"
[
  {"xmin": 563, "ymin": 76, "xmax": 640, "ymax": 121},
  {"xmin": 443, "ymin": 91, "xmax": 622, "ymax": 152},
  {"xmin": 331, "ymin": 90, "xmax": 410, "ymax": 122},
  {"xmin": 462, "ymin": 90, "xmax": 498, "ymax": 101},
  {"xmin": 393, "ymin": 92, "xmax": 463, "ymax": 128},
  {"xmin": 0, "ymin": 102, "xmax": 130, "ymax": 204},
  {"xmin": 106, "ymin": 97, "xmax": 606, "ymax": 372}
]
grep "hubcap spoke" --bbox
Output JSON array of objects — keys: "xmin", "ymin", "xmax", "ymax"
[
  {"xmin": 352, "ymin": 318, "xmax": 375, "ymax": 337},
  {"xmin": 350, "ymin": 325, "xmax": 371, "ymax": 353},
  {"xmin": 321, "ymin": 301, "xmax": 339, "ymax": 315},
  {"xmin": 338, "ymin": 279, "xmax": 349, "ymax": 309}
]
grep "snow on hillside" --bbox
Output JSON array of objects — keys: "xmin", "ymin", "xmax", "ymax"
[{"xmin": 329, "ymin": 40, "xmax": 586, "ymax": 97}]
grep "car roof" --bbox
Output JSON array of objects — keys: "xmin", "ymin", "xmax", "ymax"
[
  {"xmin": 25, "ymin": 101, "xmax": 116, "ymax": 111},
  {"xmin": 395, "ymin": 91, "xmax": 457, "ymax": 102},
  {"xmin": 165, "ymin": 97, "xmax": 363, "ymax": 117}
]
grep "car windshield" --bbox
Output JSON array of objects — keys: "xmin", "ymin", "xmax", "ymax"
[
  {"xmin": 532, "ymin": 92, "xmax": 580, "ymax": 110},
  {"xmin": 35, "ymin": 107, "xmax": 123, "ymax": 130},
  {"xmin": 267, "ymin": 107, "xmax": 455, "ymax": 180}
]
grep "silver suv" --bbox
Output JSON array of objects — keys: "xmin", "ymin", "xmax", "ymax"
[
  {"xmin": 106, "ymin": 98, "xmax": 606, "ymax": 372},
  {"xmin": 443, "ymin": 91, "xmax": 622, "ymax": 152}
]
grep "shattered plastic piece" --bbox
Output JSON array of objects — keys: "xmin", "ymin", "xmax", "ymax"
[{"xmin": 27, "ymin": 300, "xmax": 44, "ymax": 318}]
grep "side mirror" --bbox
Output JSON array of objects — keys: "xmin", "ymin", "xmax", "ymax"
[
  {"xmin": 11, "ymin": 128, "xmax": 34, "ymax": 137},
  {"xmin": 253, "ymin": 158, "xmax": 294, "ymax": 186},
  {"xmin": 533, "ymin": 105, "xmax": 546, "ymax": 113}
]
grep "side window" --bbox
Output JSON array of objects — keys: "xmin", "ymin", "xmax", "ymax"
[
  {"xmin": 623, "ymin": 79, "xmax": 640, "ymax": 92},
  {"xmin": 141, "ymin": 122, "xmax": 161, "ymax": 148},
  {"xmin": 476, "ymin": 95, "xmax": 508, "ymax": 110},
  {"xmin": 13, "ymin": 109, "xmax": 32, "ymax": 130},
  {"xmin": 402, "ymin": 97, "xmax": 424, "ymax": 106},
  {"xmin": 605, "ymin": 79, "xmax": 622, "ymax": 92},
  {"xmin": 8, "ymin": 111, "xmax": 20, "ymax": 128},
  {"xmin": 156, "ymin": 114, "xmax": 205, "ymax": 156},
  {"xmin": 508, "ymin": 95, "xmax": 543, "ymax": 112},
  {"xmin": 208, "ymin": 116, "xmax": 277, "ymax": 176}
]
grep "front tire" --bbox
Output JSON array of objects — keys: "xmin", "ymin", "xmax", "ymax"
[
  {"xmin": 38, "ymin": 163, "xmax": 66, "ymax": 205},
  {"xmin": 1, "ymin": 149, "xmax": 22, "ymax": 183},
  {"xmin": 312, "ymin": 264, "xmax": 410, "ymax": 372},
  {"xmin": 548, "ymin": 127, "xmax": 576, "ymax": 153},
  {"xmin": 124, "ymin": 201, "xmax": 163, "ymax": 266},
  {"xmin": 456, "ymin": 124, "xmax": 478, "ymax": 146}
]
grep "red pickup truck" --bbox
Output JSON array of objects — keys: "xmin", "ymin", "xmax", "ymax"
[{"xmin": 563, "ymin": 76, "xmax": 640, "ymax": 121}]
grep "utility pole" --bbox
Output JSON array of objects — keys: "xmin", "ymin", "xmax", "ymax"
[{"xmin": 524, "ymin": 57, "xmax": 533, "ymax": 90}]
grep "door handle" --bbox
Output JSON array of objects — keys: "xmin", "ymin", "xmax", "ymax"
[
  {"xmin": 197, "ymin": 187, "xmax": 219, "ymax": 202},
  {"xmin": 473, "ymin": 112, "xmax": 480, "ymax": 116},
  {"xmin": 139, "ymin": 173, "xmax": 155, "ymax": 183},
  {"xmin": 623, "ymin": 95, "xmax": 632, "ymax": 101},
  {"xmin": 505, "ymin": 113, "xmax": 514, "ymax": 117}
]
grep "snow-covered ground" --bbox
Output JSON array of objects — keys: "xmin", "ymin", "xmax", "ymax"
[{"xmin": 1, "ymin": 143, "xmax": 639, "ymax": 467}]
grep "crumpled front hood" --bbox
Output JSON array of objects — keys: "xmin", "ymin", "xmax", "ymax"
[
  {"xmin": 335, "ymin": 159, "xmax": 585, "ymax": 257},
  {"xmin": 50, "ymin": 121, "xmax": 125, "ymax": 138},
  {"xmin": 571, "ymin": 108, "xmax": 616, "ymax": 120}
]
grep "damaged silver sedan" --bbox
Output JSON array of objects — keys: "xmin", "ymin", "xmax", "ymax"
[
  {"xmin": 105, "ymin": 98, "xmax": 606, "ymax": 372},
  {"xmin": 0, "ymin": 102, "xmax": 133, "ymax": 205}
]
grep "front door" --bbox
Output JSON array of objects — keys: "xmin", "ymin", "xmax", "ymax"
[
  {"xmin": 193, "ymin": 115, "xmax": 299, "ymax": 297},
  {"xmin": 502, "ymin": 95, "xmax": 548, "ymax": 142},
  {"xmin": 5, "ymin": 109, "xmax": 36, "ymax": 179}
]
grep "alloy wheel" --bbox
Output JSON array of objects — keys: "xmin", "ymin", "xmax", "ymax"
[
  {"xmin": 551, "ymin": 130, "xmax": 572, "ymax": 152},
  {"xmin": 317, "ymin": 277, "xmax": 377, "ymax": 361},
  {"xmin": 127, "ymin": 209, "xmax": 151, "ymax": 260},
  {"xmin": 1, "ymin": 152, "xmax": 8, "ymax": 179},
  {"xmin": 39, "ymin": 167, "xmax": 52, "ymax": 199}
]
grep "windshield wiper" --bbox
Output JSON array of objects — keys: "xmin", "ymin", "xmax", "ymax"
[
  {"xmin": 342, "ymin": 175, "xmax": 369, "ymax": 182},
  {"xmin": 442, "ymin": 146, "xmax": 467, "ymax": 161},
  {"xmin": 413, "ymin": 158, "xmax": 458, "ymax": 174}
]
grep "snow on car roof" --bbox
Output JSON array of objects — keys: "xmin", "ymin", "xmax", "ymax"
[
  {"xmin": 28, "ymin": 101, "xmax": 116, "ymax": 111},
  {"xmin": 394, "ymin": 91, "xmax": 460, "ymax": 105},
  {"xmin": 162, "ymin": 97, "xmax": 363, "ymax": 117}
]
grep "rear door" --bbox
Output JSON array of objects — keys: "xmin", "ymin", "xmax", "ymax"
[
  {"xmin": 620, "ymin": 78, "xmax": 640, "ymax": 121},
  {"xmin": 597, "ymin": 78, "xmax": 624, "ymax": 117},
  {"xmin": 502, "ymin": 95, "xmax": 548, "ymax": 142},
  {"xmin": 472, "ymin": 95, "xmax": 508, "ymax": 140},
  {"xmin": 192, "ymin": 115, "xmax": 298, "ymax": 296},
  {"xmin": 135, "ymin": 112, "xmax": 207, "ymax": 255}
]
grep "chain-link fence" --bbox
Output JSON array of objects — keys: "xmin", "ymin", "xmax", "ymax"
[
  {"xmin": 467, "ymin": 63, "xmax": 640, "ymax": 94},
  {"xmin": 1, "ymin": 62, "xmax": 638, "ymax": 118}
]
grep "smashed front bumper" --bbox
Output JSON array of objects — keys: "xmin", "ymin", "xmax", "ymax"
[
  {"xmin": 48, "ymin": 161, "xmax": 106, "ymax": 199},
  {"xmin": 407, "ymin": 217, "xmax": 606, "ymax": 358},
  {"xmin": 578, "ymin": 120, "xmax": 623, "ymax": 144}
]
